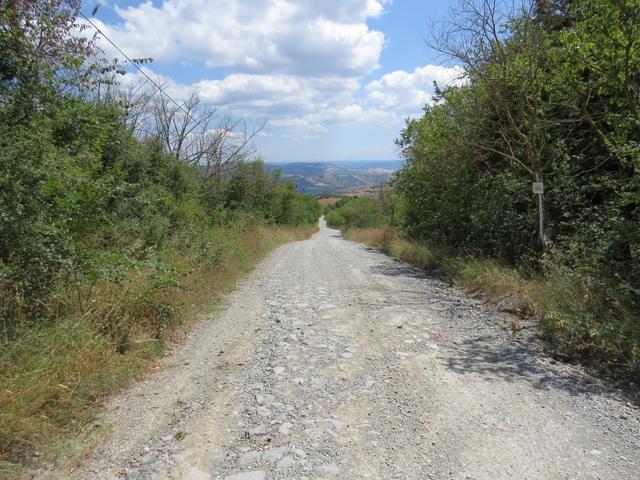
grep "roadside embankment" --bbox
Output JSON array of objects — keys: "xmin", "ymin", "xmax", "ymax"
[{"xmin": 0, "ymin": 221, "xmax": 317, "ymax": 478}]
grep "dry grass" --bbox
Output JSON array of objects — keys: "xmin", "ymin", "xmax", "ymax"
[
  {"xmin": 346, "ymin": 227, "xmax": 442, "ymax": 271},
  {"xmin": 346, "ymin": 228, "xmax": 552, "ymax": 316},
  {"xmin": 0, "ymin": 222, "xmax": 317, "ymax": 477},
  {"xmin": 317, "ymin": 197, "xmax": 340, "ymax": 207},
  {"xmin": 345, "ymin": 227, "xmax": 640, "ymax": 390},
  {"xmin": 456, "ymin": 259, "xmax": 544, "ymax": 316},
  {"xmin": 346, "ymin": 228, "xmax": 544, "ymax": 313}
]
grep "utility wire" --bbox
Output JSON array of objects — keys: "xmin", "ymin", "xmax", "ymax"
[{"xmin": 78, "ymin": 9, "xmax": 190, "ymax": 116}]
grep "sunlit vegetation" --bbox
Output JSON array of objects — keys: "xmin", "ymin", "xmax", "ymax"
[
  {"xmin": 324, "ymin": 197, "xmax": 387, "ymax": 230},
  {"xmin": 345, "ymin": 0, "xmax": 640, "ymax": 385},
  {"xmin": 0, "ymin": 1, "xmax": 319, "ymax": 472}
]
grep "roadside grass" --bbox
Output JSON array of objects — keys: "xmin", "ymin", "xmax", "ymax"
[
  {"xmin": 0, "ymin": 222, "xmax": 317, "ymax": 477},
  {"xmin": 345, "ymin": 227, "xmax": 639, "ymax": 391},
  {"xmin": 345, "ymin": 227, "xmax": 542, "ymax": 315}
]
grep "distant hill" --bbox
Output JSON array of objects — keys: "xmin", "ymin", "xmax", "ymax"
[{"xmin": 266, "ymin": 161, "xmax": 403, "ymax": 196}]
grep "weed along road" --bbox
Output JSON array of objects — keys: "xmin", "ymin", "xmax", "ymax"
[{"xmin": 77, "ymin": 220, "xmax": 639, "ymax": 480}]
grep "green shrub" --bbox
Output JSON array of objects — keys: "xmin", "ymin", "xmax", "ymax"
[
  {"xmin": 0, "ymin": 2, "xmax": 321, "ymax": 468},
  {"xmin": 325, "ymin": 197, "xmax": 386, "ymax": 230},
  {"xmin": 392, "ymin": 0, "xmax": 640, "ymax": 382}
]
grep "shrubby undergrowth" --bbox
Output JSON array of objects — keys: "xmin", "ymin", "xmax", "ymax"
[
  {"xmin": 326, "ymin": 1, "xmax": 640, "ymax": 388},
  {"xmin": 0, "ymin": 1, "xmax": 319, "ymax": 470},
  {"xmin": 324, "ymin": 197, "xmax": 386, "ymax": 230},
  {"xmin": 393, "ymin": 0, "xmax": 640, "ymax": 382}
]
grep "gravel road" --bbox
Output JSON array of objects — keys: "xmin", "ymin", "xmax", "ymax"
[{"xmin": 75, "ymin": 220, "xmax": 639, "ymax": 480}]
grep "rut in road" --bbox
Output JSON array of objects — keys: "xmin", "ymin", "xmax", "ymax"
[{"xmin": 76, "ymin": 220, "xmax": 639, "ymax": 480}]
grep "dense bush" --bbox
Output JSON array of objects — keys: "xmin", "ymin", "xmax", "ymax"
[
  {"xmin": 394, "ymin": 0, "xmax": 640, "ymax": 378},
  {"xmin": 325, "ymin": 197, "xmax": 386, "ymax": 230},
  {"xmin": 0, "ymin": 104, "xmax": 319, "ymax": 339},
  {"xmin": 0, "ymin": 7, "xmax": 321, "ymax": 336},
  {"xmin": 0, "ymin": 1, "xmax": 319, "ymax": 467}
]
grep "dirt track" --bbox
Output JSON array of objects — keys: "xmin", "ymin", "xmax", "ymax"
[{"xmin": 74, "ymin": 219, "xmax": 640, "ymax": 480}]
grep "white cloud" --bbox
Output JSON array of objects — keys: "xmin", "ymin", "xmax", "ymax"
[
  {"xmin": 309, "ymin": 104, "xmax": 397, "ymax": 125},
  {"xmin": 82, "ymin": 1, "xmax": 474, "ymax": 160},
  {"xmin": 89, "ymin": 0, "xmax": 387, "ymax": 77},
  {"xmin": 121, "ymin": 68, "xmax": 361, "ymax": 119},
  {"xmin": 119, "ymin": 62, "xmax": 464, "ymax": 138},
  {"xmin": 271, "ymin": 104, "xmax": 398, "ymax": 136},
  {"xmin": 365, "ymin": 64, "xmax": 466, "ymax": 113},
  {"xmin": 194, "ymin": 74, "xmax": 360, "ymax": 115},
  {"xmin": 265, "ymin": 64, "xmax": 465, "ymax": 135}
]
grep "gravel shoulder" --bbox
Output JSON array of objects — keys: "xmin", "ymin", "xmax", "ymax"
[{"xmin": 69, "ymin": 220, "xmax": 639, "ymax": 480}]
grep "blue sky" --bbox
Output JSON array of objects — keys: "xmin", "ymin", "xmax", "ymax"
[{"xmin": 83, "ymin": 1, "xmax": 463, "ymax": 162}]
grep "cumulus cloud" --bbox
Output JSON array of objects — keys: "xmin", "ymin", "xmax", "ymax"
[
  {"xmin": 266, "ymin": 64, "xmax": 465, "ymax": 135},
  {"xmin": 121, "ymin": 68, "xmax": 361, "ymax": 119},
  {"xmin": 88, "ymin": 0, "xmax": 387, "ymax": 77},
  {"xmin": 119, "ymin": 63, "xmax": 464, "ymax": 137},
  {"xmin": 365, "ymin": 64, "xmax": 466, "ymax": 113},
  {"xmin": 96, "ymin": 2, "xmax": 465, "ymax": 139},
  {"xmin": 194, "ymin": 74, "xmax": 360, "ymax": 115},
  {"xmin": 272, "ymin": 104, "xmax": 398, "ymax": 136}
]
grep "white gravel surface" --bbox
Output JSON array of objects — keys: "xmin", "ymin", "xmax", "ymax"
[{"xmin": 73, "ymin": 219, "xmax": 639, "ymax": 480}]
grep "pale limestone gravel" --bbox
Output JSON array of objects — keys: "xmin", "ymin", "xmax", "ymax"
[{"xmin": 69, "ymin": 219, "xmax": 639, "ymax": 480}]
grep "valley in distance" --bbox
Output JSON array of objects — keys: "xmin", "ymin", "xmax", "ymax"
[{"xmin": 266, "ymin": 160, "xmax": 403, "ymax": 197}]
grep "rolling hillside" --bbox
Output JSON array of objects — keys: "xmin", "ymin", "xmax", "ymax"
[{"xmin": 266, "ymin": 161, "xmax": 403, "ymax": 196}]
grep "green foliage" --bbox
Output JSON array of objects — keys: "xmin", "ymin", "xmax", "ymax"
[
  {"xmin": 0, "ymin": 100, "xmax": 319, "ymax": 339},
  {"xmin": 207, "ymin": 160, "xmax": 321, "ymax": 226},
  {"xmin": 0, "ymin": 112, "xmax": 319, "ymax": 334},
  {"xmin": 395, "ymin": 0, "xmax": 640, "ymax": 380},
  {"xmin": 325, "ymin": 197, "xmax": 386, "ymax": 230},
  {"xmin": 0, "ymin": 1, "xmax": 320, "ymax": 468},
  {"xmin": 0, "ymin": 1, "xmax": 92, "ymax": 120}
]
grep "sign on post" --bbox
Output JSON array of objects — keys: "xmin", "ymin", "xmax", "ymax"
[
  {"xmin": 532, "ymin": 182, "xmax": 544, "ymax": 194},
  {"xmin": 533, "ymin": 178, "xmax": 546, "ymax": 247}
]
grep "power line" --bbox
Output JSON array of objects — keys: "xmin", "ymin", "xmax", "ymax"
[{"xmin": 78, "ymin": 9, "xmax": 189, "ymax": 116}]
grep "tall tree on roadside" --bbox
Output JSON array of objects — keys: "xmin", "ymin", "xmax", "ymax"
[{"xmin": 0, "ymin": 0, "xmax": 93, "ymax": 118}]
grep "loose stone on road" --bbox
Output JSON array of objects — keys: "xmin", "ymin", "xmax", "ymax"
[{"xmin": 76, "ymin": 220, "xmax": 639, "ymax": 480}]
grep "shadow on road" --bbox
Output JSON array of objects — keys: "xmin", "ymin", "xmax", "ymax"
[
  {"xmin": 353, "ymin": 232, "xmax": 611, "ymax": 400},
  {"xmin": 444, "ymin": 336, "xmax": 603, "ymax": 398},
  {"xmin": 369, "ymin": 261, "xmax": 430, "ymax": 280}
]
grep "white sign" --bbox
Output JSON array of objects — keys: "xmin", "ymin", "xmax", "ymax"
[{"xmin": 532, "ymin": 182, "xmax": 544, "ymax": 194}]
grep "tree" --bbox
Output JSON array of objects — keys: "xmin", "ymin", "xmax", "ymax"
[
  {"xmin": 433, "ymin": 0, "xmax": 551, "ymax": 178},
  {"xmin": 0, "ymin": 0, "xmax": 93, "ymax": 117},
  {"xmin": 148, "ymin": 91, "xmax": 265, "ymax": 177},
  {"xmin": 393, "ymin": 0, "xmax": 640, "ymax": 371}
]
